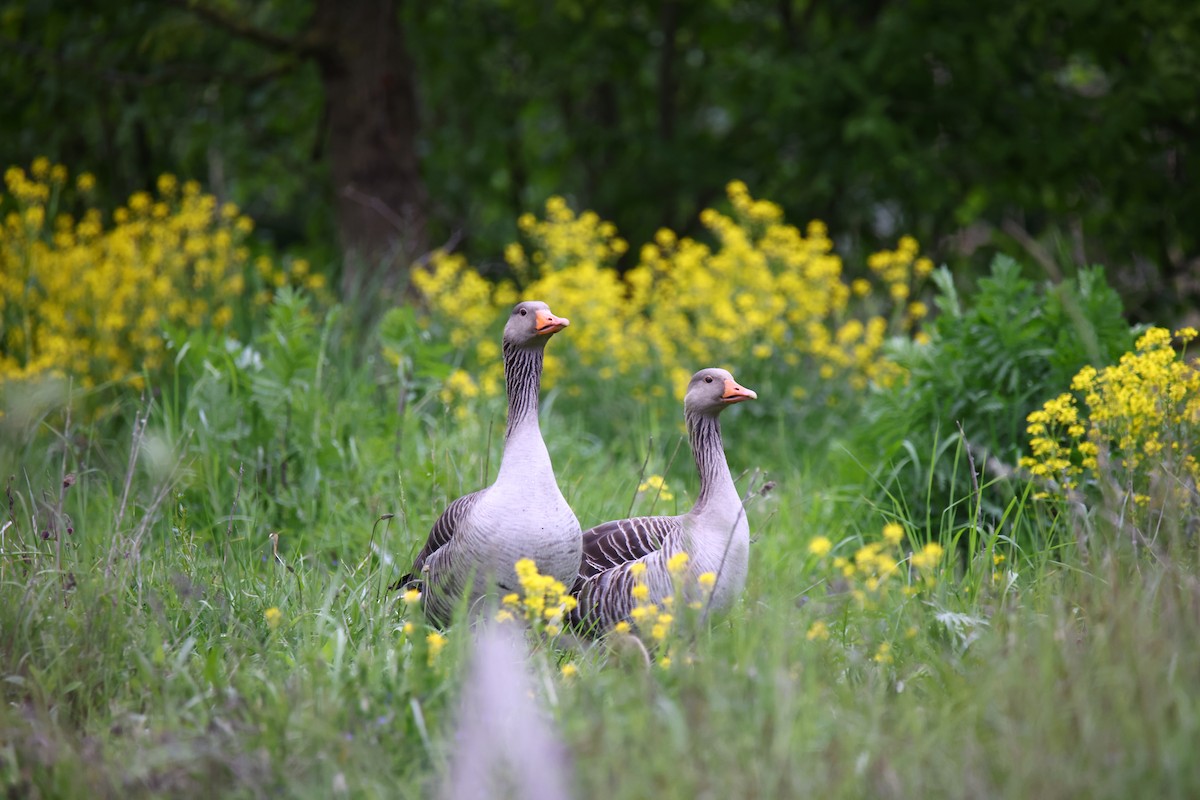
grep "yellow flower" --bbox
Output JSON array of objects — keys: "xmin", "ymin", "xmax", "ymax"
[
  {"xmin": 1, "ymin": 165, "xmax": 265, "ymax": 387},
  {"xmin": 612, "ymin": 621, "xmax": 631, "ymax": 634},
  {"xmin": 631, "ymin": 584, "xmax": 650, "ymax": 601},
  {"xmin": 630, "ymin": 604, "xmax": 657, "ymax": 623},
  {"xmin": 402, "ymin": 588, "xmax": 422, "ymax": 605},
  {"xmin": 807, "ymin": 536, "xmax": 832, "ymax": 556},
  {"xmin": 638, "ymin": 474, "xmax": 674, "ymax": 501},
  {"xmin": 910, "ymin": 542, "xmax": 944, "ymax": 572},
  {"xmin": 560, "ymin": 663, "xmax": 578, "ymax": 679},
  {"xmin": 628, "ymin": 562, "xmax": 647, "ymax": 577},
  {"xmin": 806, "ymin": 620, "xmax": 829, "ymax": 641},
  {"xmin": 1024, "ymin": 326, "xmax": 1200, "ymax": 504},
  {"xmin": 882, "ymin": 523, "xmax": 904, "ymax": 546},
  {"xmin": 402, "ymin": 179, "xmax": 937, "ymax": 450},
  {"xmin": 426, "ymin": 632, "xmax": 448, "ymax": 661},
  {"xmin": 264, "ymin": 607, "xmax": 283, "ymax": 629},
  {"xmin": 874, "ymin": 642, "xmax": 893, "ymax": 664},
  {"xmin": 666, "ymin": 551, "xmax": 689, "ymax": 575},
  {"xmin": 697, "ymin": 571, "xmax": 717, "ymax": 590}
]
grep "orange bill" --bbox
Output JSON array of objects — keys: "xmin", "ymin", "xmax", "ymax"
[
  {"xmin": 535, "ymin": 308, "xmax": 570, "ymax": 335},
  {"xmin": 721, "ymin": 378, "xmax": 757, "ymax": 403}
]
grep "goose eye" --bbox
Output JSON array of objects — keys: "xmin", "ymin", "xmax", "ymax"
[
  {"xmin": 519, "ymin": 308, "xmax": 527, "ymax": 316},
  {"xmin": 705, "ymin": 376, "xmax": 713, "ymax": 383}
]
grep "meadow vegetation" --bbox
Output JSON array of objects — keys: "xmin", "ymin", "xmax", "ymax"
[{"xmin": 2, "ymin": 164, "xmax": 1199, "ymax": 798}]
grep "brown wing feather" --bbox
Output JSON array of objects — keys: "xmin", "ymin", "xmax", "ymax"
[
  {"xmin": 570, "ymin": 515, "xmax": 683, "ymax": 633},
  {"xmin": 576, "ymin": 515, "xmax": 680, "ymax": 581},
  {"xmin": 390, "ymin": 490, "xmax": 486, "ymax": 591},
  {"xmin": 413, "ymin": 489, "xmax": 486, "ymax": 572}
]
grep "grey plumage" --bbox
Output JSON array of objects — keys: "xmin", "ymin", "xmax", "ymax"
[
  {"xmin": 577, "ymin": 516, "xmax": 672, "ymax": 579},
  {"xmin": 412, "ymin": 491, "xmax": 485, "ymax": 575},
  {"xmin": 404, "ymin": 301, "xmax": 583, "ymax": 627},
  {"xmin": 571, "ymin": 368, "xmax": 757, "ymax": 634}
]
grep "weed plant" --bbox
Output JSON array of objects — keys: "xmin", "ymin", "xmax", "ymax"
[{"xmin": 2, "ymin": 168, "xmax": 1199, "ymax": 798}]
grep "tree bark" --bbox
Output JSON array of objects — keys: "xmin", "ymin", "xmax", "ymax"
[
  {"xmin": 312, "ymin": 0, "xmax": 427, "ymax": 295},
  {"xmin": 179, "ymin": 0, "xmax": 429, "ymax": 294}
]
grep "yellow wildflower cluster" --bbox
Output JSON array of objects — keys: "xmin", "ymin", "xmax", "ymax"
[
  {"xmin": 866, "ymin": 235, "xmax": 935, "ymax": 309},
  {"xmin": 0, "ymin": 160, "xmax": 307, "ymax": 390},
  {"xmin": 438, "ymin": 367, "xmax": 482, "ymax": 413},
  {"xmin": 805, "ymin": 526, "xmax": 944, "ymax": 664},
  {"xmin": 395, "ymin": 589, "xmax": 451, "ymax": 667},
  {"xmin": 251, "ymin": 253, "xmax": 332, "ymax": 308},
  {"xmin": 807, "ymin": 535, "xmax": 833, "ymax": 557},
  {"xmin": 414, "ymin": 181, "xmax": 929, "ymax": 407},
  {"xmin": 1020, "ymin": 327, "xmax": 1200, "ymax": 500},
  {"xmin": 425, "ymin": 631, "xmax": 448, "ymax": 663},
  {"xmin": 621, "ymin": 553, "xmax": 716, "ymax": 667},
  {"xmin": 819, "ymin": 524, "xmax": 943, "ymax": 607},
  {"xmin": 637, "ymin": 474, "xmax": 674, "ymax": 502},
  {"xmin": 496, "ymin": 558, "xmax": 578, "ymax": 636}
]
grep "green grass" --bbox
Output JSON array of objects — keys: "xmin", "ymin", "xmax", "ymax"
[{"xmin": 2, "ymin": 310, "xmax": 1198, "ymax": 798}]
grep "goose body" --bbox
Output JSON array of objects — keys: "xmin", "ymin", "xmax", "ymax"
[
  {"xmin": 571, "ymin": 368, "xmax": 756, "ymax": 634},
  {"xmin": 408, "ymin": 301, "xmax": 583, "ymax": 626}
]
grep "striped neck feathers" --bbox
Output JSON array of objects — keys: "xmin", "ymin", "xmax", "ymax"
[
  {"xmin": 502, "ymin": 340, "xmax": 546, "ymax": 440},
  {"xmin": 687, "ymin": 410, "xmax": 737, "ymax": 512}
]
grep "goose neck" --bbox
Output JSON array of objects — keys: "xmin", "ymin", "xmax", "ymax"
[
  {"xmin": 503, "ymin": 341, "xmax": 545, "ymax": 440},
  {"xmin": 688, "ymin": 410, "xmax": 735, "ymax": 511}
]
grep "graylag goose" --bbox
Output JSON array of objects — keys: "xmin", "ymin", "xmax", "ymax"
[
  {"xmin": 401, "ymin": 301, "xmax": 583, "ymax": 626},
  {"xmin": 570, "ymin": 368, "xmax": 757, "ymax": 634}
]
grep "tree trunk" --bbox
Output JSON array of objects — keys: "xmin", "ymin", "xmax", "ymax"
[{"xmin": 313, "ymin": 0, "xmax": 427, "ymax": 295}]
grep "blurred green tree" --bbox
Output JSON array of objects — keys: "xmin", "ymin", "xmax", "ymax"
[
  {"xmin": 0, "ymin": 0, "xmax": 425, "ymax": 294},
  {"xmin": 3, "ymin": 0, "xmax": 1197, "ymax": 314}
]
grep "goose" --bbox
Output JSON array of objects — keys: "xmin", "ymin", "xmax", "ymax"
[
  {"xmin": 400, "ymin": 301, "xmax": 583, "ymax": 626},
  {"xmin": 570, "ymin": 368, "xmax": 757, "ymax": 634}
]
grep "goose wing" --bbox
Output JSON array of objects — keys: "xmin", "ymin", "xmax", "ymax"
[
  {"xmin": 390, "ymin": 490, "xmax": 486, "ymax": 590},
  {"xmin": 570, "ymin": 516, "xmax": 680, "ymax": 634},
  {"xmin": 576, "ymin": 515, "xmax": 681, "ymax": 581},
  {"xmin": 413, "ymin": 489, "xmax": 486, "ymax": 572}
]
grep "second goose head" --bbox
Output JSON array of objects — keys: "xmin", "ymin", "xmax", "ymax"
[
  {"xmin": 504, "ymin": 300, "xmax": 570, "ymax": 349},
  {"xmin": 685, "ymin": 368, "xmax": 757, "ymax": 416}
]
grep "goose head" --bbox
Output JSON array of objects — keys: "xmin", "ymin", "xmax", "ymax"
[
  {"xmin": 504, "ymin": 300, "xmax": 570, "ymax": 348},
  {"xmin": 684, "ymin": 368, "xmax": 757, "ymax": 416}
]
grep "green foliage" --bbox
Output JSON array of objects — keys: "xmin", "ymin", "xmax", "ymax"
[
  {"xmin": 4, "ymin": 231, "xmax": 1200, "ymax": 796},
  {"xmin": 376, "ymin": 304, "xmax": 456, "ymax": 407},
  {"xmin": 3, "ymin": 1, "xmax": 1199, "ymax": 313},
  {"xmin": 4, "ymin": 392, "xmax": 1200, "ymax": 796},
  {"xmin": 852, "ymin": 255, "xmax": 1134, "ymax": 534},
  {"xmin": 161, "ymin": 290, "xmax": 403, "ymax": 556}
]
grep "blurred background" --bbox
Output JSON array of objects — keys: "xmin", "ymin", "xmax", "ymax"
[
  {"xmin": 3, "ymin": 0, "xmax": 1197, "ymax": 319},
  {"xmin": 3, "ymin": 8, "xmax": 1200, "ymax": 796}
]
